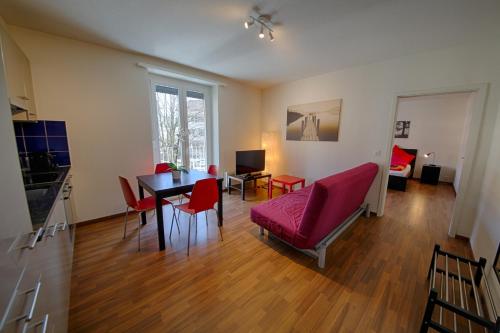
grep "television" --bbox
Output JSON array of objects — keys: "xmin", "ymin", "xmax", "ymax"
[{"xmin": 236, "ymin": 150, "xmax": 265, "ymax": 175}]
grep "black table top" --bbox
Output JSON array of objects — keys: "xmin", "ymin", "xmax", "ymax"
[{"xmin": 137, "ymin": 170, "xmax": 222, "ymax": 195}]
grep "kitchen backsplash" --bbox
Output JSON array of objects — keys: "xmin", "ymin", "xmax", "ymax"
[{"xmin": 14, "ymin": 120, "xmax": 71, "ymax": 167}]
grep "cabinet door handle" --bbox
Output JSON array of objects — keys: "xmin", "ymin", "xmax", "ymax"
[
  {"xmin": 16, "ymin": 228, "xmax": 43, "ymax": 250},
  {"xmin": 16, "ymin": 276, "xmax": 42, "ymax": 322},
  {"xmin": 46, "ymin": 225, "xmax": 57, "ymax": 238},
  {"xmin": 21, "ymin": 314, "xmax": 48, "ymax": 333},
  {"xmin": 58, "ymin": 222, "xmax": 68, "ymax": 231}
]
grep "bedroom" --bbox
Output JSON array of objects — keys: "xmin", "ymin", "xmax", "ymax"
[{"xmin": 386, "ymin": 92, "xmax": 476, "ymax": 227}]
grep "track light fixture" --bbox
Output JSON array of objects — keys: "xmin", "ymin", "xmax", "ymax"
[
  {"xmin": 259, "ymin": 25, "xmax": 265, "ymax": 39},
  {"xmin": 244, "ymin": 18, "xmax": 254, "ymax": 29},
  {"xmin": 244, "ymin": 14, "xmax": 274, "ymax": 41}
]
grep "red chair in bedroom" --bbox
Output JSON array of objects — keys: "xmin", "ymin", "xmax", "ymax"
[
  {"xmin": 118, "ymin": 176, "xmax": 179, "ymax": 251},
  {"xmin": 173, "ymin": 178, "xmax": 223, "ymax": 255}
]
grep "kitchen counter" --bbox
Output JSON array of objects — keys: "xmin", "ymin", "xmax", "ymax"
[{"xmin": 23, "ymin": 167, "xmax": 70, "ymax": 229}]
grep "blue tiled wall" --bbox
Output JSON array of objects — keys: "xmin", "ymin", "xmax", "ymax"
[{"xmin": 14, "ymin": 121, "xmax": 71, "ymax": 167}]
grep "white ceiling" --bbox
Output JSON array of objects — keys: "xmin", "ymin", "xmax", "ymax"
[{"xmin": 1, "ymin": 0, "xmax": 499, "ymax": 87}]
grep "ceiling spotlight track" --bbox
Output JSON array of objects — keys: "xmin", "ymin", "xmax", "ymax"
[{"xmin": 244, "ymin": 14, "xmax": 275, "ymax": 41}]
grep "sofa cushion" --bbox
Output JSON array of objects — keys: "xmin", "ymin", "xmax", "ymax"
[
  {"xmin": 299, "ymin": 163, "xmax": 378, "ymax": 248},
  {"xmin": 250, "ymin": 185, "xmax": 312, "ymax": 245}
]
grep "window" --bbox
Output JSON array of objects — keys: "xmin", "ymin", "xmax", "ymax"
[{"xmin": 151, "ymin": 78, "xmax": 211, "ymax": 171}]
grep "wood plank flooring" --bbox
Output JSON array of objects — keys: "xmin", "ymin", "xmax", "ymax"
[{"xmin": 69, "ymin": 180, "xmax": 472, "ymax": 332}]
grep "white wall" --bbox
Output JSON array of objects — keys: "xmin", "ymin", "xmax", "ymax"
[
  {"xmin": 0, "ymin": 23, "xmax": 32, "ymax": 238},
  {"xmin": 261, "ymin": 39, "xmax": 500, "ymax": 239},
  {"xmin": 394, "ymin": 93, "xmax": 471, "ymax": 183},
  {"xmin": 8, "ymin": 25, "xmax": 261, "ymax": 223},
  {"xmin": 470, "ymin": 101, "xmax": 500, "ymax": 311}
]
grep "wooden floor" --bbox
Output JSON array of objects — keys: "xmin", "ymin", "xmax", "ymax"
[{"xmin": 69, "ymin": 180, "xmax": 472, "ymax": 332}]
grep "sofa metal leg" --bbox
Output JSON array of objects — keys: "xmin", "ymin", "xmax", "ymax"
[
  {"xmin": 318, "ymin": 247, "xmax": 326, "ymax": 269},
  {"xmin": 364, "ymin": 204, "xmax": 371, "ymax": 218},
  {"xmin": 260, "ymin": 227, "xmax": 264, "ymax": 236}
]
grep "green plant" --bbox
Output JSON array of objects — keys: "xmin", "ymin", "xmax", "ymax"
[{"xmin": 167, "ymin": 162, "xmax": 188, "ymax": 173}]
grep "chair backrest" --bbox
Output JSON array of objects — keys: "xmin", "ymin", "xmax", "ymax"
[
  {"xmin": 207, "ymin": 164, "xmax": 217, "ymax": 176},
  {"xmin": 188, "ymin": 178, "xmax": 218, "ymax": 213},
  {"xmin": 155, "ymin": 163, "xmax": 172, "ymax": 174},
  {"xmin": 298, "ymin": 163, "xmax": 378, "ymax": 248},
  {"xmin": 118, "ymin": 176, "xmax": 138, "ymax": 209}
]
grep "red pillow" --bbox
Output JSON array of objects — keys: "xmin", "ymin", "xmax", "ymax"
[{"xmin": 391, "ymin": 145, "xmax": 415, "ymax": 167}]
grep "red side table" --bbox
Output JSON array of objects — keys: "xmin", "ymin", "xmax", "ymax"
[{"xmin": 269, "ymin": 175, "xmax": 306, "ymax": 199}]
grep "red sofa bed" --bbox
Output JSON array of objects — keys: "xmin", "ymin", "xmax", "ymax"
[{"xmin": 250, "ymin": 163, "xmax": 378, "ymax": 268}]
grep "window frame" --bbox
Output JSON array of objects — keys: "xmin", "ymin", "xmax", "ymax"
[{"xmin": 149, "ymin": 76, "xmax": 213, "ymax": 170}]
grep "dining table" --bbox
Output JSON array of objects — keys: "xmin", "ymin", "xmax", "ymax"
[{"xmin": 136, "ymin": 170, "xmax": 224, "ymax": 251}]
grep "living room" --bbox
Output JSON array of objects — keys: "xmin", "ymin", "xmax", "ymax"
[{"xmin": 0, "ymin": 1, "xmax": 499, "ymax": 332}]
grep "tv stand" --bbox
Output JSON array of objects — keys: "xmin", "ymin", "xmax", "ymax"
[{"xmin": 227, "ymin": 172, "xmax": 271, "ymax": 201}]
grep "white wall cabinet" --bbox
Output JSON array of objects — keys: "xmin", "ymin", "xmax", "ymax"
[{"xmin": 0, "ymin": 24, "xmax": 37, "ymax": 121}]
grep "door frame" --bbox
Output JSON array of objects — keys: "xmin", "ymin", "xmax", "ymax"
[
  {"xmin": 148, "ymin": 76, "xmax": 213, "ymax": 170},
  {"xmin": 377, "ymin": 83, "xmax": 489, "ymax": 237}
]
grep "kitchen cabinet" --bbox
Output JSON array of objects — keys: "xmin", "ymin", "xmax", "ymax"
[
  {"xmin": 0, "ymin": 173, "xmax": 74, "ymax": 333},
  {"xmin": 0, "ymin": 24, "xmax": 37, "ymax": 121}
]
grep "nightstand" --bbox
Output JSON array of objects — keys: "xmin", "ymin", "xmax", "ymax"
[{"xmin": 420, "ymin": 164, "xmax": 441, "ymax": 185}]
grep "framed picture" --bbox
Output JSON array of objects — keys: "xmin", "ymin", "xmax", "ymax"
[
  {"xmin": 286, "ymin": 99, "xmax": 342, "ymax": 141},
  {"xmin": 395, "ymin": 121, "xmax": 410, "ymax": 138}
]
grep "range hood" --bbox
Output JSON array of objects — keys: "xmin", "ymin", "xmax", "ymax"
[{"xmin": 11, "ymin": 103, "xmax": 27, "ymax": 115}]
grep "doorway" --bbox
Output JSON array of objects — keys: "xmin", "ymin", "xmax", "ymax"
[{"xmin": 378, "ymin": 84, "xmax": 488, "ymax": 237}]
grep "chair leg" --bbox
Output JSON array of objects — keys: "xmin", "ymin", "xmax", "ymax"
[
  {"xmin": 174, "ymin": 208, "xmax": 180, "ymax": 234},
  {"xmin": 137, "ymin": 215, "xmax": 141, "ymax": 252},
  {"xmin": 169, "ymin": 211, "xmax": 175, "ymax": 239},
  {"xmin": 187, "ymin": 215, "xmax": 192, "ymax": 256},
  {"xmin": 122, "ymin": 207, "xmax": 129, "ymax": 239},
  {"xmin": 194, "ymin": 213, "xmax": 198, "ymax": 237},
  {"xmin": 169, "ymin": 206, "xmax": 181, "ymax": 239},
  {"xmin": 260, "ymin": 227, "xmax": 264, "ymax": 236}
]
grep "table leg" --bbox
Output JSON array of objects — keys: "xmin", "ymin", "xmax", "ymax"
[
  {"xmin": 155, "ymin": 195, "xmax": 166, "ymax": 251},
  {"xmin": 290, "ymin": 183, "xmax": 294, "ymax": 192},
  {"xmin": 269, "ymin": 179, "xmax": 273, "ymax": 199},
  {"xmin": 228, "ymin": 177, "xmax": 231, "ymax": 195},
  {"xmin": 138, "ymin": 184, "xmax": 147, "ymax": 225},
  {"xmin": 282, "ymin": 183, "xmax": 286, "ymax": 194},
  {"xmin": 217, "ymin": 180, "xmax": 223, "ymax": 226},
  {"xmin": 301, "ymin": 180, "xmax": 305, "ymax": 188}
]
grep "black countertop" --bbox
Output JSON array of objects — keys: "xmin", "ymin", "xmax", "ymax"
[{"xmin": 23, "ymin": 167, "xmax": 70, "ymax": 229}]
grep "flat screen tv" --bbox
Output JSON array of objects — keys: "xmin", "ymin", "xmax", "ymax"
[{"xmin": 236, "ymin": 150, "xmax": 265, "ymax": 175}]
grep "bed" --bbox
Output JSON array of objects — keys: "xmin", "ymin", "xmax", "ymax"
[{"xmin": 388, "ymin": 148, "xmax": 417, "ymax": 191}]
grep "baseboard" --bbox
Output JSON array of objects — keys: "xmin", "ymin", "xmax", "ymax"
[
  {"xmin": 76, "ymin": 211, "xmax": 137, "ymax": 227},
  {"xmin": 454, "ymin": 234, "xmax": 470, "ymax": 242},
  {"xmin": 76, "ymin": 190, "xmax": 230, "ymax": 227}
]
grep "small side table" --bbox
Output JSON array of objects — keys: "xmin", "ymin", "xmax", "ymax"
[
  {"xmin": 269, "ymin": 175, "xmax": 306, "ymax": 199},
  {"xmin": 420, "ymin": 164, "xmax": 441, "ymax": 185},
  {"xmin": 227, "ymin": 173, "xmax": 272, "ymax": 201}
]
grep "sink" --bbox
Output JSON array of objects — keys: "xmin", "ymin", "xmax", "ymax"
[
  {"xmin": 25, "ymin": 187, "xmax": 50, "ymax": 201},
  {"xmin": 23, "ymin": 171, "xmax": 62, "ymax": 185}
]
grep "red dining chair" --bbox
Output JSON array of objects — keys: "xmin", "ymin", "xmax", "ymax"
[
  {"xmin": 119, "ymin": 176, "xmax": 179, "ymax": 251},
  {"xmin": 173, "ymin": 178, "xmax": 222, "ymax": 255},
  {"xmin": 207, "ymin": 164, "xmax": 217, "ymax": 176},
  {"xmin": 155, "ymin": 162, "xmax": 172, "ymax": 174},
  {"xmin": 181, "ymin": 164, "xmax": 217, "ymax": 204}
]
